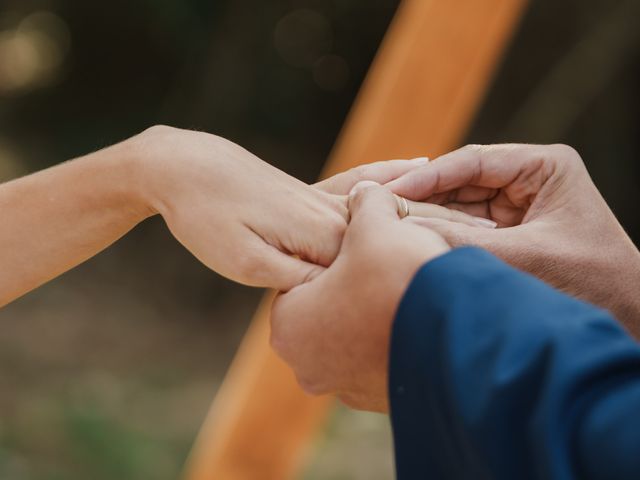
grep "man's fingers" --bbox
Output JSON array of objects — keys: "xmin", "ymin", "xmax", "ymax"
[
  {"xmin": 386, "ymin": 144, "xmax": 549, "ymax": 201},
  {"xmin": 346, "ymin": 183, "xmax": 491, "ymax": 231},
  {"xmin": 406, "ymin": 200, "xmax": 496, "ymax": 228},
  {"xmin": 404, "ymin": 216, "xmax": 495, "ymax": 248},
  {"xmin": 426, "ymin": 185, "xmax": 497, "ymax": 205},
  {"xmin": 442, "ymin": 201, "xmax": 492, "ymax": 220},
  {"xmin": 315, "ymin": 157, "xmax": 429, "ymax": 195}
]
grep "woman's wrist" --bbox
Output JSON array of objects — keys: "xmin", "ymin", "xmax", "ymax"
[
  {"xmin": 125, "ymin": 125, "xmax": 184, "ymax": 219},
  {"xmin": 126, "ymin": 125, "xmax": 228, "ymax": 220},
  {"xmin": 99, "ymin": 130, "xmax": 164, "ymax": 223}
]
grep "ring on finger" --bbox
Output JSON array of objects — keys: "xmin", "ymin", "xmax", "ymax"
[{"xmin": 395, "ymin": 194, "xmax": 410, "ymax": 218}]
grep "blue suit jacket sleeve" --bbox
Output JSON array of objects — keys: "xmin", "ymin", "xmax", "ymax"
[{"xmin": 389, "ymin": 247, "xmax": 640, "ymax": 480}]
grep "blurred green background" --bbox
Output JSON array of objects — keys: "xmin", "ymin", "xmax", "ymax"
[{"xmin": 0, "ymin": 0, "xmax": 638, "ymax": 479}]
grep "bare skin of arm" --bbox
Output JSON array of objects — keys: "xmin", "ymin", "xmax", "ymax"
[{"xmin": 0, "ymin": 139, "xmax": 150, "ymax": 306}]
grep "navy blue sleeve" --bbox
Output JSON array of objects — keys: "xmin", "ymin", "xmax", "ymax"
[{"xmin": 389, "ymin": 247, "xmax": 640, "ymax": 480}]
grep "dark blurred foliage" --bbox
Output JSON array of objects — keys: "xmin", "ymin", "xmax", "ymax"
[
  {"xmin": 0, "ymin": 0, "xmax": 638, "ymax": 479},
  {"xmin": 2, "ymin": 0, "xmax": 397, "ymax": 178}
]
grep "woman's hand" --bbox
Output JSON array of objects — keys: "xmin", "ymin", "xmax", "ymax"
[
  {"xmin": 0, "ymin": 126, "xmax": 424, "ymax": 305},
  {"xmin": 135, "ymin": 126, "xmax": 437, "ymax": 290},
  {"xmin": 135, "ymin": 126, "xmax": 343, "ymax": 290},
  {"xmin": 0, "ymin": 123, "xmax": 487, "ymax": 306}
]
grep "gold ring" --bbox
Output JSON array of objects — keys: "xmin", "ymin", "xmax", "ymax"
[{"xmin": 395, "ymin": 195, "xmax": 409, "ymax": 218}]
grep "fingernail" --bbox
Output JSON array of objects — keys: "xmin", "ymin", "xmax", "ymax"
[
  {"xmin": 473, "ymin": 217, "xmax": 497, "ymax": 229},
  {"xmin": 349, "ymin": 180, "xmax": 380, "ymax": 195},
  {"xmin": 411, "ymin": 156, "xmax": 430, "ymax": 164}
]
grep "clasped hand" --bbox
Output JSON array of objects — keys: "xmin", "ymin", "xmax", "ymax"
[{"xmin": 271, "ymin": 143, "xmax": 640, "ymax": 412}]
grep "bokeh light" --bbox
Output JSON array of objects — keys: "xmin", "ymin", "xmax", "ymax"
[{"xmin": 0, "ymin": 11, "xmax": 70, "ymax": 95}]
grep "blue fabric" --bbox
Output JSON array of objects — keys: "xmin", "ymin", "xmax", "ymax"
[{"xmin": 389, "ymin": 247, "xmax": 640, "ymax": 479}]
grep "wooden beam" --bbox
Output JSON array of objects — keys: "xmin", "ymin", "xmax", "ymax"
[
  {"xmin": 183, "ymin": 1, "xmax": 528, "ymax": 479},
  {"xmin": 183, "ymin": 293, "xmax": 329, "ymax": 480}
]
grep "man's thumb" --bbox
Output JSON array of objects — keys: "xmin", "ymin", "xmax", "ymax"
[{"xmin": 348, "ymin": 181, "xmax": 399, "ymax": 223}]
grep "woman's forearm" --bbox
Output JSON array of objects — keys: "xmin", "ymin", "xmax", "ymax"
[
  {"xmin": 0, "ymin": 138, "xmax": 152, "ymax": 306},
  {"xmin": 0, "ymin": 125, "xmax": 428, "ymax": 305}
]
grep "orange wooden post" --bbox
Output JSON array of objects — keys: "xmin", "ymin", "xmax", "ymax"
[{"xmin": 183, "ymin": 1, "xmax": 528, "ymax": 479}]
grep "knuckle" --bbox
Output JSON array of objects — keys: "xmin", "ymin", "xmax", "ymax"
[
  {"xmin": 348, "ymin": 187, "xmax": 368, "ymax": 210},
  {"xmin": 138, "ymin": 125, "xmax": 179, "ymax": 148},
  {"xmin": 460, "ymin": 143, "xmax": 486, "ymax": 154},
  {"xmin": 235, "ymin": 252, "xmax": 267, "ymax": 284},
  {"xmin": 350, "ymin": 164, "xmax": 374, "ymax": 182},
  {"xmin": 144, "ymin": 124, "xmax": 177, "ymax": 137},
  {"xmin": 458, "ymin": 143, "xmax": 496, "ymax": 162},
  {"xmin": 462, "ymin": 143, "xmax": 481, "ymax": 151},
  {"xmin": 548, "ymin": 144, "xmax": 583, "ymax": 165},
  {"xmin": 462, "ymin": 143, "xmax": 513, "ymax": 157},
  {"xmin": 353, "ymin": 185, "xmax": 369, "ymax": 201},
  {"xmin": 327, "ymin": 213, "xmax": 346, "ymax": 241},
  {"xmin": 346, "ymin": 166, "xmax": 364, "ymax": 183},
  {"xmin": 331, "ymin": 195, "xmax": 350, "ymax": 220}
]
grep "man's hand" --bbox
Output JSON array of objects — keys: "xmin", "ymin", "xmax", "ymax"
[
  {"xmin": 387, "ymin": 144, "xmax": 640, "ymax": 334},
  {"xmin": 271, "ymin": 183, "xmax": 450, "ymax": 412},
  {"xmin": 315, "ymin": 158, "xmax": 495, "ymax": 229}
]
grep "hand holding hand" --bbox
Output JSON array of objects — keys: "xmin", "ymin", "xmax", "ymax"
[{"xmin": 271, "ymin": 183, "xmax": 450, "ymax": 412}]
